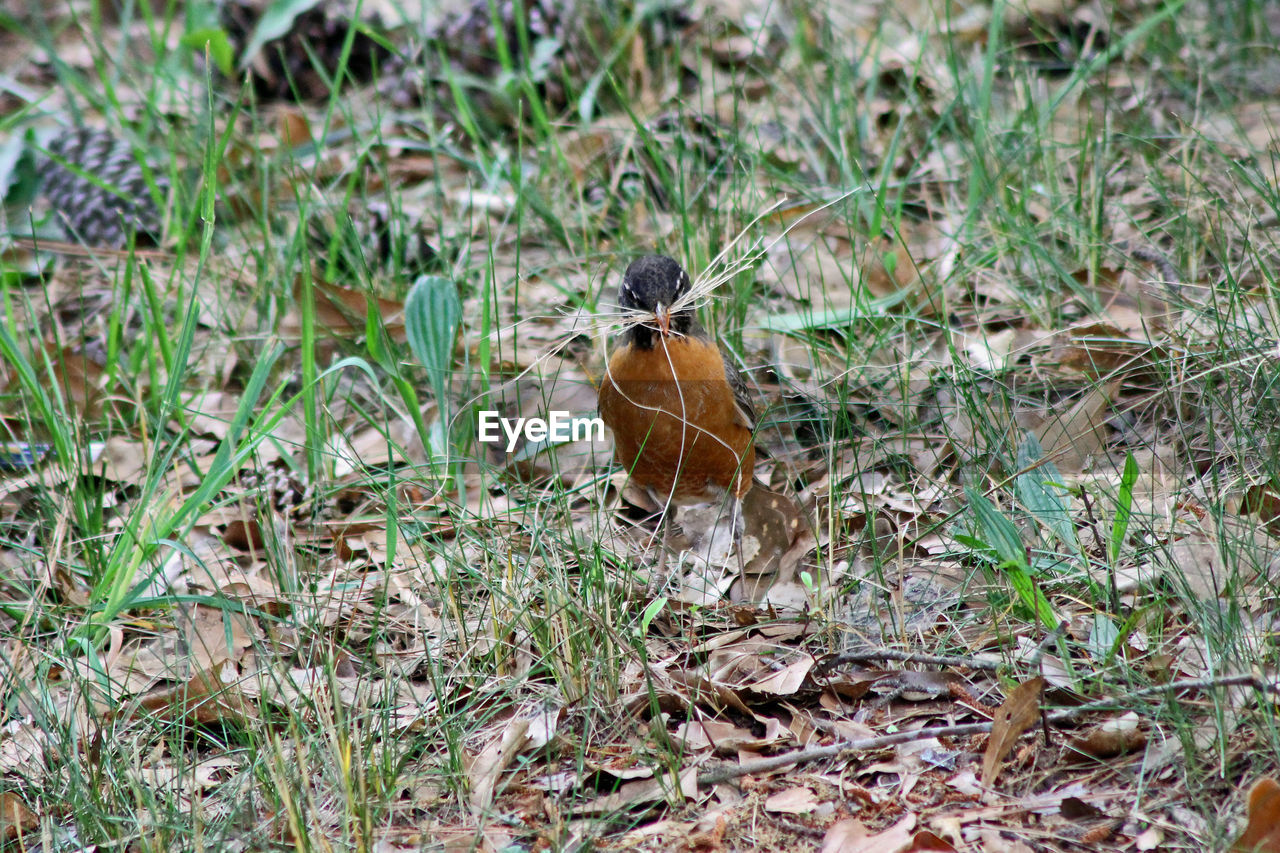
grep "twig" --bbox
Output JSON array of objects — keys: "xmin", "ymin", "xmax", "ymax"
[
  {"xmin": 697, "ymin": 672, "xmax": 1277, "ymax": 787},
  {"xmin": 1045, "ymin": 673, "xmax": 1276, "ymax": 724},
  {"xmin": 822, "ymin": 623, "xmax": 1061, "ymax": 676},
  {"xmin": 1024, "ymin": 622, "xmax": 1068, "ymax": 670},
  {"xmin": 697, "ymin": 721, "xmax": 996, "ymax": 786},
  {"xmin": 13, "ymin": 236, "xmax": 171, "ymax": 260},
  {"xmin": 820, "ymin": 648, "xmax": 1000, "ymax": 672}
]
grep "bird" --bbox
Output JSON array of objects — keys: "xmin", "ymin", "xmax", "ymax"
[{"xmin": 597, "ymin": 254, "xmax": 756, "ymax": 591}]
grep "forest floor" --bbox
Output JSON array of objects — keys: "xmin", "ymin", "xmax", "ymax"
[{"xmin": 3, "ymin": 0, "xmax": 1280, "ymax": 850}]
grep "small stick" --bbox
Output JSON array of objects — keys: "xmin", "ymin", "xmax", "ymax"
[
  {"xmin": 697, "ymin": 721, "xmax": 997, "ymax": 786},
  {"xmin": 822, "ymin": 622, "xmax": 1066, "ymax": 673},
  {"xmin": 820, "ymin": 649, "xmax": 1001, "ymax": 672},
  {"xmin": 1025, "ymin": 621, "xmax": 1068, "ymax": 669},
  {"xmin": 696, "ymin": 672, "xmax": 1277, "ymax": 787},
  {"xmin": 1045, "ymin": 672, "xmax": 1275, "ymax": 724}
]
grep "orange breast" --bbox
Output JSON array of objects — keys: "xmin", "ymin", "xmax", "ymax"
[{"xmin": 598, "ymin": 336, "xmax": 754, "ymax": 503}]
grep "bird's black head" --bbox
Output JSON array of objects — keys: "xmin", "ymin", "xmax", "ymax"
[{"xmin": 617, "ymin": 254, "xmax": 696, "ymax": 348}]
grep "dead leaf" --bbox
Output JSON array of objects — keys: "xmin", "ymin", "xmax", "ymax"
[
  {"xmin": 466, "ymin": 701, "xmax": 561, "ymax": 814},
  {"xmin": 906, "ymin": 831, "xmax": 958, "ymax": 851},
  {"xmin": 823, "ymin": 813, "xmax": 918, "ymax": 853},
  {"xmin": 822, "ymin": 818, "xmax": 872, "ymax": 853},
  {"xmin": 468, "ymin": 717, "xmax": 531, "ymax": 814},
  {"xmin": 1035, "ymin": 383, "xmax": 1116, "ymax": 473},
  {"xmin": 1162, "ymin": 535, "xmax": 1233, "ymax": 601},
  {"xmin": 222, "ymin": 518, "xmax": 265, "ymax": 551},
  {"xmin": 706, "ymin": 641, "xmax": 815, "ymax": 696},
  {"xmin": 136, "ymin": 661, "xmax": 258, "ymax": 726},
  {"xmin": 481, "ymin": 368, "xmax": 610, "ymax": 488},
  {"xmin": 1068, "ymin": 711, "xmax": 1146, "ymax": 758},
  {"xmin": 1234, "ymin": 777, "xmax": 1280, "ymax": 853},
  {"xmin": 764, "ymin": 786, "xmax": 819, "ymax": 814},
  {"xmin": 277, "ymin": 107, "xmax": 312, "ymax": 147},
  {"xmin": 747, "ymin": 656, "xmax": 815, "ymax": 696},
  {"xmin": 184, "ymin": 605, "xmax": 254, "ymax": 673},
  {"xmin": 673, "ymin": 718, "xmax": 759, "ymax": 753},
  {"xmin": 48, "ymin": 345, "xmax": 104, "ymax": 418},
  {"xmin": 981, "ymin": 676, "xmax": 1045, "ymax": 786},
  {"xmin": 1060, "ymin": 796, "xmax": 1106, "ymax": 820},
  {"xmin": 281, "ymin": 276, "xmax": 406, "ymax": 342},
  {"xmin": 3, "ymin": 345, "xmax": 105, "ymax": 421},
  {"xmin": 0, "ymin": 791, "xmax": 36, "ymax": 840},
  {"xmin": 1058, "ymin": 322, "xmax": 1161, "ymax": 376},
  {"xmin": 736, "ymin": 483, "xmax": 813, "ymax": 600},
  {"xmin": 572, "ymin": 767, "xmax": 698, "ymax": 816}
]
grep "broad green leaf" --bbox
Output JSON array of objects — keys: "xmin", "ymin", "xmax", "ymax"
[
  {"xmin": 1110, "ymin": 452, "xmax": 1139, "ymax": 566},
  {"xmin": 966, "ymin": 486, "xmax": 1027, "ymax": 569},
  {"xmin": 1000, "ymin": 563, "xmax": 1058, "ymax": 627},
  {"xmin": 405, "ymin": 274, "xmax": 462, "ymax": 406},
  {"xmin": 0, "ymin": 130, "xmax": 36, "ymax": 208},
  {"xmin": 640, "ymin": 597, "xmax": 668, "ymax": 634},
  {"xmin": 181, "ymin": 27, "xmax": 235, "ymax": 77},
  {"xmin": 966, "ymin": 485, "xmax": 1058, "ymax": 625},
  {"xmin": 1088, "ymin": 614, "xmax": 1121, "ymax": 661},
  {"xmin": 238, "ymin": 0, "xmax": 324, "ymax": 69},
  {"xmin": 1014, "ymin": 433, "xmax": 1075, "ymax": 549}
]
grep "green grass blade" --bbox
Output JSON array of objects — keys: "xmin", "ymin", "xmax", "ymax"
[{"xmin": 1110, "ymin": 452, "xmax": 1139, "ymax": 567}]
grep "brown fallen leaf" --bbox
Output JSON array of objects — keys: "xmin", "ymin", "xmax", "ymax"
[
  {"xmin": 480, "ymin": 369, "xmax": 610, "ymax": 488},
  {"xmin": 222, "ymin": 518, "xmax": 265, "ymax": 552},
  {"xmin": 282, "ymin": 275, "xmax": 406, "ymax": 342},
  {"xmin": 981, "ymin": 676, "xmax": 1045, "ymax": 786},
  {"xmin": 764, "ymin": 785, "xmax": 819, "ymax": 814},
  {"xmin": 0, "ymin": 791, "xmax": 36, "ymax": 840},
  {"xmin": 136, "ymin": 661, "xmax": 259, "ymax": 727},
  {"xmin": 571, "ymin": 767, "xmax": 698, "ymax": 816},
  {"xmin": 467, "ymin": 700, "xmax": 562, "ymax": 814},
  {"xmin": 673, "ymin": 718, "xmax": 759, "ymax": 753},
  {"xmin": 1068, "ymin": 711, "xmax": 1147, "ymax": 758},
  {"xmin": 737, "ymin": 482, "xmax": 813, "ymax": 600},
  {"xmin": 276, "ymin": 107, "xmax": 312, "ymax": 148},
  {"xmin": 184, "ymin": 604, "xmax": 255, "ymax": 673},
  {"xmin": 1035, "ymin": 384, "xmax": 1116, "ymax": 473},
  {"xmin": 747, "ymin": 655, "xmax": 814, "ymax": 696},
  {"xmin": 1234, "ymin": 777, "xmax": 1280, "ymax": 853},
  {"xmin": 905, "ymin": 831, "xmax": 958, "ymax": 851},
  {"xmin": 1058, "ymin": 321, "xmax": 1160, "ymax": 376},
  {"xmin": 821, "ymin": 817, "xmax": 872, "ymax": 853},
  {"xmin": 467, "ymin": 717, "xmax": 531, "ymax": 815},
  {"xmin": 2, "ymin": 344, "xmax": 105, "ymax": 421},
  {"xmin": 822, "ymin": 813, "xmax": 918, "ymax": 853}
]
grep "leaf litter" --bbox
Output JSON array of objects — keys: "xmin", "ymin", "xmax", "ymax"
[{"xmin": 2, "ymin": 0, "xmax": 1280, "ymax": 850}]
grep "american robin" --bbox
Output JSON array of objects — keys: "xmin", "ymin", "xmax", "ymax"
[{"xmin": 597, "ymin": 254, "xmax": 756, "ymax": 588}]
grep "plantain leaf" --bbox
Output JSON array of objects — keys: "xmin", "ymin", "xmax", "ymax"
[
  {"xmin": 239, "ymin": 0, "xmax": 324, "ymax": 69},
  {"xmin": 405, "ymin": 274, "xmax": 461, "ymax": 408},
  {"xmin": 1014, "ymin": 433, "xmax": 1076, "ymax": 549},
  {"xmin": 966, "ymin": 485, "xmax": 1059, "ymax": 626},
  {"xmin": 182, "ymin": 28, "xmax": 235, "ymax": 77},
  {"xmin": 1110, "ymin": 452, "xmax": 1139, "ymax": 566},
  {"xmin": 966, "ymin": 486, "xmax": 1027, "ymax": 569}
]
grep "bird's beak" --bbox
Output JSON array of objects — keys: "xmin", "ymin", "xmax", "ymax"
[{"xmin": 654, "ymin": 302, "xmax": 671, "ymax": 336}]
